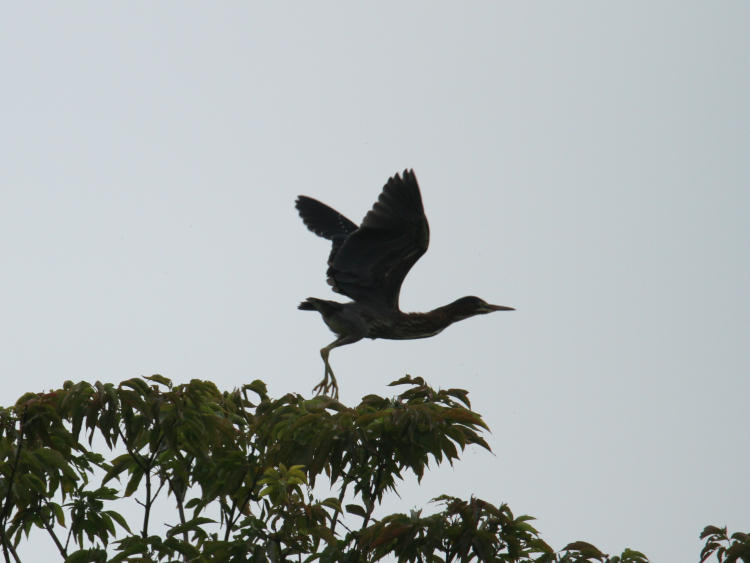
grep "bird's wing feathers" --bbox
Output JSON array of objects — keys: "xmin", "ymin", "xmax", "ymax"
[
  {"xmin": 295, "ymin": 196, "xmax": 358, "ymax": 240},
  {"xmin": 327, "ymin": 169, "xmax": 429, "ymax": 309}
]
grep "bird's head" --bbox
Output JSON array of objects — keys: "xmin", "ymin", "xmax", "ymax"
[{"xmin": 447, "ymin": 296, "xmax": 515, "ymax": 321}]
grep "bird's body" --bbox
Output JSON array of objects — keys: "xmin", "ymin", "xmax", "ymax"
[
  {"xmin": 300, "ymin": 296, "xmax": 498, "ymax": 341},
  {"xmin": 296, "ymin": 170, "xmax": 513, "ymax": 396}
]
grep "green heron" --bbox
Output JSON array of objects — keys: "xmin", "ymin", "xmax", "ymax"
[{"xmin": 296, "ymin": 169, "xmax": 513, "ymax": 397}]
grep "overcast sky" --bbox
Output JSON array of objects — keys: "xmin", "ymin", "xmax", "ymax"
[{"xmin": 2, "ymin": 3, "xmax": 749, "ymax": 561}]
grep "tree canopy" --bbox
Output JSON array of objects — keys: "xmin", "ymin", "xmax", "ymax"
[{"xmin": 0, "ymin": 375, "xmax": 746, "ymax": 562}]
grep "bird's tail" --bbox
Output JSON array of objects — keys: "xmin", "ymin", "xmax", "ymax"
[
  {"xmin": 298, "ymin": 298, "xmax": 317, "ymax": 311},
  {"xmin": 298, "ymin": 298, "xmax": 343, "ymax": 317}
]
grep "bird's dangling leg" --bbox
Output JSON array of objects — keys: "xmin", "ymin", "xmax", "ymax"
[
  {"xmin": 314, "ymin": 347, "xmax": 338, "ymax": 398},
  {"xmin": 313, "ymin": 335, "xmax": 362, "ymax": 399}
]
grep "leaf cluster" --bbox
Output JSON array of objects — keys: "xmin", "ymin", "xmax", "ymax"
[
  {"xmin": 701, "ymin": 525, "xmax": 750, "ymax": 562},
  {"xmin": 0, "ymin": 374, "xmax": 741, "ymax": 561},
  {"xmin": 0, "ymin": 374, "xmax": 495, "ymax": 561}
]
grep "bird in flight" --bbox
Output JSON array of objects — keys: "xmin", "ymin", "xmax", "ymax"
[{"xmin": 296, "ymin": 169, "xmax": 513, "ymax": 397}]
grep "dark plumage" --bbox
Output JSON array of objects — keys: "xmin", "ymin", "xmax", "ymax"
[{"xmin": 296, "ymin": 169, "xmax": 513, "ymax": 396}]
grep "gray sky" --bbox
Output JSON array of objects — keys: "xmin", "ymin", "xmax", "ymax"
[{"xmin": 2, "ymin": 3, "xmax": 749, "ymax": 561}]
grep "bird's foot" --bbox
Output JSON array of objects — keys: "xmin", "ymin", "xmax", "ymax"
[{"xmin": 313, "ymin": 361, "xmax": 339, "ymax": 399}]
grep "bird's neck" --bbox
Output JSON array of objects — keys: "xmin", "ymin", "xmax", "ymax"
[
  {"xmin": 391, "ymin": 301, "xmax": 470, "ymax": 339},
  {"xmin": 426, "ymin": 300, "xmax": 475, "ymax": 324}
]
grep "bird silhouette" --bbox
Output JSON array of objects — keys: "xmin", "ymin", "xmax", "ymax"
[{"xmin": 296, "ymin": 169, "xmax": 513, "ymax": 397}]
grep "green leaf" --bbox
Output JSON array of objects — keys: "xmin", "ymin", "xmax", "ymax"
[
  {"xmin": 388, "ymin": 375, "xmax": 424, "ymax": 387},
  {"xmin": 64, "ymin": 548, "xmax": 107, "ymax": 563},
  {"xmin": 104, "ymin": 510, "xmax": 132, "ymax": 534},
  {"xmin": 320, "ymin": 497, "xmax": 341, "ymax": 511},
  {"xmin": 166, "ymin": 538, "xmax": 201, "ymax": 558},
  {"xmin": 166, "ymin": 517, "xmax": 216, "ymax": 537},
  {"xmin": 145, "ymin": 374, "xmax": 172, "ymax": 387},
  {"xmin": 123, "ymin": 467, "xmax": 144, "ymax": 497},
  {"xmin": 101, "ymin": 453, "xmax": 133, "ymax": 486},
  {"xmin": 444, "ymin": 388, "xmax": 471, "ymax": 408},
  {"xmin": 563, "ymin": 540, "xmax": 606, "ymax": 559},
  {"xmin": 346, "ymin": 504, "xmax": 368, "ymax": 518},
  {"xmin": 246, "ymin": 380, "xmax": 268, "ymax": 397},
  {"xmin": 51, "ymin": 502, "xmax": 65, "ymax": 526},
  {"xmin": 184, "ymin": 497, "xmax": 201, "ymax": 509},
  {"xmin": 701, "ymin": 525, "xmax": 727, "ymax": 539},
  {"xmin": 108, "ymin": 539, "xmax": 148, "ymax": 562}
]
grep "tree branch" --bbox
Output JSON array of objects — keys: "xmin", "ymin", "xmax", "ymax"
[
  {"xmin": 41, "ymin": 508, "xmax": 67, "ymax": 559},
  {"xmin": 329, "ymin": 476, "xmax": 351, "ymax": 536}
]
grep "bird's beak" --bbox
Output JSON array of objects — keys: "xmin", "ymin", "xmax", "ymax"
[{"xmin": 484, "ymin": 304, "xmax": 515, "ymax": 312}]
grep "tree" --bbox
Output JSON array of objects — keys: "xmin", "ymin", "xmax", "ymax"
[{"xmin": 0, "ymin": 375, "xmax": 745, "ymax": 562}]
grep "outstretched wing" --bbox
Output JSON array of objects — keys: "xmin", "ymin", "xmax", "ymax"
[
  {"xmin": 327, "ymin": 169, "xmax": 429, "ymax": 310},
  {"xmin": 295, "ymin": 196, "xmax": 358, "ymax": 241},
  {"xmin": 296, "ymin": 195, "xmax": 359, "ymax": 269}
]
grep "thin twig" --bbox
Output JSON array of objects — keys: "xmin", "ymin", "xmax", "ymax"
[
  {"xmin": 329, "ymin": 477, "xmax": 350, "ymax": 536},
  {"xmin": 223, "ymin": 498, "xmax": 238, "ymax": 542},
  {"xmin": 41, "ymin": 510, "xmax": 67, "ymax": 559},
  {"xmin": 361, "ymin": 462, "xmax": 383, "ymax": 531},
  {"xmin": 228, "ymin": 468, "xmax": 262, "ymax": 534}
]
